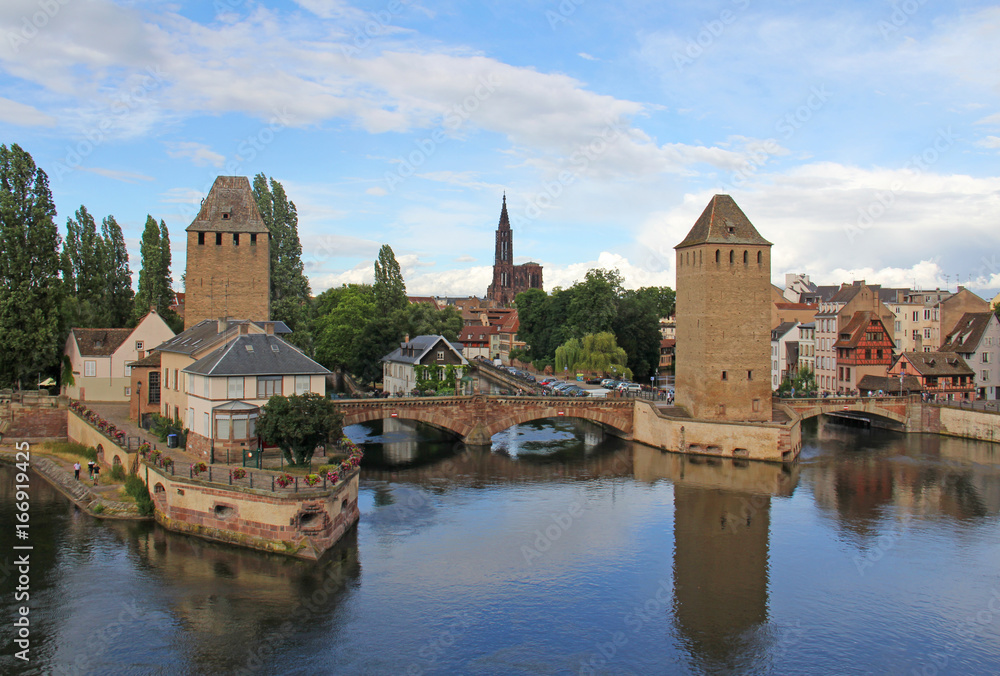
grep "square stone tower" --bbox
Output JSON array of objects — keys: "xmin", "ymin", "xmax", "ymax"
[
  {"xmin": 674, "ymin": 195, "xmax": 772, "ymax": 421},
  {"xmin": 184, "ymin": 176, "xmax": 271, "ymax": 329}
]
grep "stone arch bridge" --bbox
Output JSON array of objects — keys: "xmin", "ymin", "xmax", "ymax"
[
  {"xmin": 778, "ymin": 396, "xmax": 914, "ymax": 427},
  {"xmin": 332, "ymin": 395, "xmax": 636, "ymax": 445}
]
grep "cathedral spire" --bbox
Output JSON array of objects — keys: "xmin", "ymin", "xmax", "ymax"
[{"xmin": 498, "ymin": 192, "xmax": 510, "ymax": 230}]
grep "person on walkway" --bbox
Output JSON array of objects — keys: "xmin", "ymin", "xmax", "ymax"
[
  {"xmin": 87, "ymin": 460, "xmax": 95, "ymax": 480},
  {"xmin": 93, "ymin": 464, "xmax": 100, "ymax": 486},
  {"xmin": 74, "ymin": 462, "xmax": 81, "ymax": 480}
]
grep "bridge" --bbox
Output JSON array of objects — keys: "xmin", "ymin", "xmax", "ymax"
[
  {"xmin": 332, "ymin": 394, "xmax": 635, "ymax": 445},
  {"xmin": 778, "ymin": 396, "xmax": 914, "ymax": 428}
]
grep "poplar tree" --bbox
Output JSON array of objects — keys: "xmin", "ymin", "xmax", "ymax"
[
  {"xmin": 0, "ymin": 144, "xmax": 65, "ymax": 388},
  {"xmin": 102, "ymin": 215, "xmax": 134, "ymax": 327},
  {"xmin": 252, "ymin": 173, "xmax": 312, "ymax": 347},
  {"xmin": 374, "ymin": 244, "xmax": 407, "ymax": 315},
  {"xmin": 133, "ymin": 215, "xmax": 177, "ymax": 327},
  {"xmin": 63, "ymin": 206, "xmax": 107, "ymax": 327}
]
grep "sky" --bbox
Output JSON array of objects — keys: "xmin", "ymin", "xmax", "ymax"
[{"xmin": 1, "ymin": 0, "xmax": 999, "ymax": 301}]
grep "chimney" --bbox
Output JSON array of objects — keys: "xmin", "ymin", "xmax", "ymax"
[
  {"xmin": 239, "ymin": 322, "xmax": 250, "ymax": 335},
  {"xmin": 218, "ymin": 317, "xmax": 229, "ymax": 333},
  {"xmin": 264, "ymin": 322, "xmax": 275, "ymax": 335}
]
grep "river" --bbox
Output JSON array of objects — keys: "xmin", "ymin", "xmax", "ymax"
[{"xmin": 2, "ymin": 417, "xmax": 1000, "ymax": 675}]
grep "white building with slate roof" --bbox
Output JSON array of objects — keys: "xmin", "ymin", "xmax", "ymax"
[
  {"xmin": 382, "ymin": 335, "xmax": 468, "ymax": 395},
  {"xmin": 181, "ymin": 330, "xmax": 330, "ymax": 460}
]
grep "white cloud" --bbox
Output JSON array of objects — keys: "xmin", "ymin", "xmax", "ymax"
[
  {"xmin": 0, "ymin": 96, "xmax": 56, "ymax": 126},
  {"xmin": 81, "ymin": 167, "xmax": 155, "ymax": 183},
  {"xmin": 366, "ymin": 186, "xmax": 388, "ymax": 196},
  {"xmin": 976, "ymin": 136, "xmax": 1000, "ymax": 150},
  {"xmin": 578, "ymin": 52, "xmax": 598, "ymax": 61},
  {"xmin": 165, "ymin": 141, "xmax": 224, "ymax": 167}
]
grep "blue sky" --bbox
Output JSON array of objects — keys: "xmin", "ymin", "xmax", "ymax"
[{"xmin": 1, "ymin": 0, "xmax": 999, "ymax": 300}]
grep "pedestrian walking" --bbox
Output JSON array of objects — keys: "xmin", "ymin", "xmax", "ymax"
[
  {"xmin": 74, "ymin": 462, "xmax": 81, "ymax": 480},
  {"xmin": 87, "ymin": 460, "xmax": 95, "ymax": 479},
  {"xmin": 93, "ymin": 464, "xmax": 100, "ymax": 486}
]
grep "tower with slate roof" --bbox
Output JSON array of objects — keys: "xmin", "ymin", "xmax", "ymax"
[
  {"xmin": 674, "ymin": 195, "xmax": 772, "ymax": 421},
  {"xmin": 184, "ymin": 176, "xmax": 270, "ymax": 329}
]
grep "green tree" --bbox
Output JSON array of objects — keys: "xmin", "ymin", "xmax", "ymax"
[
  {"xmin": 62, "ymin": 205, "xmax": 106, "ymax": 327},
  {"xmin": 568, "ymin": 269, "xmax": 623, "ymax": 336},
  {"xmin": 374, "ymin": 244, "xmax": 407, "ymax": 315},
  {"xmin": 0, "ymin": 144, "xmax": 65, "ymax": 388},
  {"xmin": 402, "ymin": 302, "xmax": 462, "ymax": 341},
  {"xmin": 133, "ymin": 216, "xmax": 178, "ymax": 328},
  {"xmin": 253, "ymin": 174, "xmax": 312, "ymax": 348},
  {"xmin": 313, "ymin": 285, "xmax": 377, "ymax": 373},
  {"xmin": 613, "ymin": 288, "xmax": 664, "ymax": 380},
  {"xmin": 555, "ymin": 332, "xmax": 632, "ymax": 380},
  {"xmin": 101, "ymin": 215, "xmax": 134, "ymax": 327},
  {"xmin": 256, "ymin": 392, "xmax": 344, "ymax": 466}
]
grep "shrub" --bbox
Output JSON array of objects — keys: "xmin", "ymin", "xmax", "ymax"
[
  {"xmin": 124, "ymin": 475, "xmax": 154, "ymax": 516},
  {"xmin": 110, "ymin": 464, "xmax": 126, "ymax": 481},
  {"xmin": 45, "ymin": 441, "xmax": 97, "ymax": 461},
  {"xmin": 92, "ymin": 504, "xmax": 105, "ymax": 514}
]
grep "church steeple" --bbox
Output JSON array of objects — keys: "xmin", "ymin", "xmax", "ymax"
[{"xmin": 498, "ymin": 192, "xmax": 510, "ymax": 230}]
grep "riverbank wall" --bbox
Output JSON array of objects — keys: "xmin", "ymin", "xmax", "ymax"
[
  {"xmin": 632, "ymin": 400, "xmax": 802, "ymax": 462},
  {"xmin": 913, "ymin": 405, "xmax": 1000, "ymax": 444},
  {"xmin": 144, "ymin": 463, "xmax": 360, "ymax": 560}
]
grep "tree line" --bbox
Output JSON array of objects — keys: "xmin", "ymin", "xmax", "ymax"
[{"xmin": 514, "ymin": 269, "xmax": 675, "ymax": 380}]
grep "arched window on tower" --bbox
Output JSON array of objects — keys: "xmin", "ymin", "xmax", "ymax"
[
  {"xmin": 757, "ymin": 251, "xmax": 762, "ymax": 265},
  {"xmin": 715, "ymin": 249, "xmax": 720, "ymax": 263},
  {"xmin": 729, "ymin": 250, "xmax": 734, "ymax": 265},
  {"xmin": 743, "ymin": 250, "xmax": 748, "ymax": 265}
]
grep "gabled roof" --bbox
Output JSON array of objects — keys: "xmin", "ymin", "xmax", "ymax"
[
  {"xmin": 940, "ymin": 312, "xmax": 997, "ymax": 354},
  {"xmin": 675, "ymin": 195, "xmax": 772, "ymax": 249},
  {"xmin": 185, "ymin": 176, "xmax": 269, "ymax": 234},
  {"xmin": 457, "ymin": 325, "xmax": 499, "ymax": 343},
  {"xmin": 810, "ymin": 285, "xmax": 841, "ymax": 302},
  {"xmin": 897, "ymin": 351, "xmax": 974, "ymax": 377},
  {"xmin": 382, "ymin": 335, "xmax": 468, "ymax": 365},
  {"xmin": 833, "ymin": 311, "xmax": 893, "ymax": 349},
  {"xmin": 183, "ymin": 334, "xmax": 330, "ymax": 376},
  {"xmin": 828, "ymin": 282, "xmax": 866, "ymax": 304},
  {"xmin": 72, "ymin": 328, "xmax": 133, "ymax": 357},
  {"xmin": 771, "ymin": 322, "xmax": 798, "ymax": 341}
]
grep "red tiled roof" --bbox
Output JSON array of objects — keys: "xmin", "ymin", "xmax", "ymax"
[{"xmin": 72, "ymin": 328, "xmax": 133, "ymax": 357}]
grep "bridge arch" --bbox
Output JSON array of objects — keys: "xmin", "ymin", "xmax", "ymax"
[
  {"xmin": 780, "ymin": 397, "xmax": 911, "ymax": 425},
  {"xmin": 334, "ymin": 396, "xmax": 635, "ymax": 445}
]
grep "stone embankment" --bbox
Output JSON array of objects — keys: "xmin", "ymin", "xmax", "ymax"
[{"xmin": 0, "ymin": 448, "xmax": 147, "ymax": 519}]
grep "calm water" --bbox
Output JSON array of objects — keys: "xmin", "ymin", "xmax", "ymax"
[{"xmin": 2, "ymin": 417, "xmax": 1000, "ymax": 675}]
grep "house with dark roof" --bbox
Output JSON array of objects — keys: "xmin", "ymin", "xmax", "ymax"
[
  {"xmin": 382, "ymin": 335, "xmax": 468, "ymax": 395},
  {"xmin": 138, "ymin": 317, "xmax": 291, "ymax": 426},
  {"xmin": 181, "ymin": 331, "xmax": 330, "ymax": 460},
  {"xmin": 63, "ymin": 309, "xmax": 175, "ymax": 402},
  {"xmin": 832, "ymin": 312, "xmax": 895, "ymax": 393},
  {"xmin": 456, "ymin": 325, "xmax": 499, "ymax": 361},
  {"xmin": 940, "ymin": 312, "xmax": 1000, "ymax": 399},
  {"xmin": 888, "ymin": 351, "xmax": 975, "ymax": 401}
]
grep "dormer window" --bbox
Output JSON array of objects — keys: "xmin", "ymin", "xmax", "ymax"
[{"xmin": 222, "ymin": 212, "xmax": 231, "ymax": 220}]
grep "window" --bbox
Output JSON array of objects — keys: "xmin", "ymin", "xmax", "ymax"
[
  {"xmin": 295, "ymin": 375, "xmax": 310, "ymax": 394},
  {"xmin": 248, "ymin": 414, "xmax": 257, "ymax": 439},
  {"xmin": 198, "ymin": 232, "xmax": 205, "ymax": 245},
  {"xmin": 729, "ymin": 250, "xmax": 734, "ymax": 264},
  {"xmin": 148, "ymin": 371, "xmax": 160, "ymax": 404},
  {"xmin": 924, "ymin": 328, "xmax": 931, "ymax": 339},
  {"xmin": 715, "ymin": 249, "xmax": 720, "ymax": 263},
  {"xmin": 203, "ymin": 376, "xmax": 210, "ymax": 398},
  {"xmin": 125, "ymin": 365, "xmax": 131, "ymax": 377},
  {"xmin": 752, "ymin": 398, "xmax": 761, "ymax": 412},
  {"xmin": 250, "ymin": 233, "xmax": 257, "ymax": 246},
  {"xmin": 135, "ymin": 340, "xmax": 144, "ymax": 351},
  {"xmin": 257, "ymin": 376, "xmax": 281, "ymax": 398},
  {"xmin": 913, "ymin": 312, "xmax": 918, "ymax": 322},
  {"xmin": 983, "ymin": 353, "xmax": 991, "ymax": 363},
  {"xmin": 743, "ymin": 250, "xmax": 748, "ymax": 264},
  {"xmin": 233, "ymin": 233, "xmax": 239, "ymax": 246},
  {"xmin": 84, "ymin": 360, "xmax": 96, "ymax": 377},
  {"xmin": 124, "ymin": 387, "xmax": 131, "ymax": 396},
  {"xmin": 216, "ymin": 232, "xmax": 223, "ymax": 245},
  {"xmin": 983, "ymin": 370, "xmax": 990, "ymax": 381},
  {"xmin": 757, "ymin": 251, "xmax": 762, "ymax": 265},
  {"xmin": 437, "ymin": 351, "xmax": 445, "ymax": 361},
  {"xmin": 188, "ymin": 407, "xmax": 194, "ymax": 429},
  {"xmin": 233, "ymin": 415, "xmax": 248, "ymax": 440},
  {"xmin": 747, "ymin": 370, "xmax": 753, "ymax": 380},
  {"xmin": 174, "ymin": 369, "xmax": 179, "ymax": 390},
  {"xmin": 721, "ymin": 371, "xmax": 728, "ymax": 381},
  {"xmin": 204, "ymin": 412, "xmax": 210, "ymax": 437},
  {"xmin": 228, "ymin": 376, "xmax": 244, "ymax": 399},
  {"xmin": 216, "ymin": 415, "xmax": 230, "ymax": 440}
]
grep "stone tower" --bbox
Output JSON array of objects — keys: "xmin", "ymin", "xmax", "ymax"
[
  {"xmin": 486, "ymin": 195, "xmax": 543, "ymax": 306},
  {"xmin": 184, "ymin": 176, "xmax": 270, "ymax": 329},
  {"xmin": 674, "ymin": 195, "xmax": 772, "ymax": 421}
]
